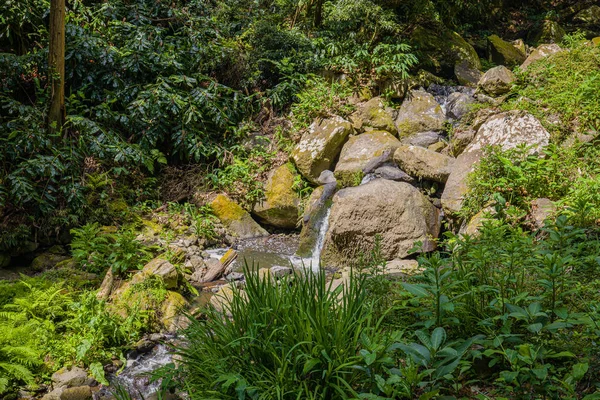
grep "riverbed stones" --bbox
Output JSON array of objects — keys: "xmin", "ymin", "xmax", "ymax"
[
  {"xmin": 210, "ymin": 194, "xmax": 268, "ymax": 239},
  {"xmin": 488, "ymin": 35, "xmax": 526, "ymax": 66},
  {"xmin": 441, "ymin": 111, "xmax": 550, "ymax": 217},
  {"xmin": 520, "ymin": 43, "xmax": 563, "ymax": 70},
  {"xmin": 320, "ymin": 179, "xmax": 441, "ymax": 267},
  {"xmin": 291, "ymin": 116, "xmax": 353, "ymax": 183},
  {"xmin": 253, "ymin": 164, "xmax": 301, "ymax": 228},
  {"xmin": 352, "ymin": 97, "xmax": 397, "ymax": 134},
  {"xmin": 394, "ymin": 145, "xmax": 455, "ymax": 183},
  {"xmin": 478, "ymin": 66, "xmax": 515, "ymax": 96},
  {"xmin": 395, "ymin": 90, "xmax": 446, "ymax": 137},
  {"xmin": 334, "ymin": 131, "xmax": 402, "ymax": 185}
]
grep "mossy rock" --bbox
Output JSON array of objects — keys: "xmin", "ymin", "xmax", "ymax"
[
  {"xmin": 334, "ymin": 130, "xmax": 401, "ymax": 185},
  {"xmin": 411, "ymin": 25, "xmax": 481, "ymax": 76},
  {"xmin": 574, "ymin": 5, "xmax": 600, "ymax": 26},
  {"xmin": 527, "ymin": 20, "xmax": 565, "ymax": 46},
  {"xmin": 253, "ymin": 164, "xmax": 301, "ymax": 229},
  {"xmin": 160, "ymin": 291, "xmax": 189, "ymax": 332},
  {"xmin": 353, "ymin": 97, "xmax": 397, "ymax": 135},
  {"xmin": 211, "ymin": 194, "xmax": 268, "ymax": 239},
  {"xmin": 395, "ymin": 90, "xmax": 446, "ymax": 137},
  {"xmin": 291, "ymin": 116, "xmax": 354, "ymax": 184},
  {"xmin": 488, "ymin": 35, "xmax": 526, "ymax": 66},
  {"xmin": 30, "ymin": 252, "xmax": 69, "ymax": 272},
  {"xmin": 297, "ymin": 186, "xmax": 326, "ymax": 258}
]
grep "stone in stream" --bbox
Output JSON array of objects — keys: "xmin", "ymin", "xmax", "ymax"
[
  {"xmin": 210, "ymin": 194, "xmax": 268, "ymax": 239},
  {"xmin": 441, "ymin": 111, "xmax": 550, "ymax": 217},
  {"xmin": 253, "ymin": 164, "xmax": 301, "ymax": 229},
  {"xmin": 291, "ymin": 116, "xmax": 354, "ymax": 183},
  {"xmin": 320, "ymin": 179, "xmax": 441, "ymax": 267},
  {"xmin": 351, "ymin": 97, "xmax": 397, "ymax": 135}
]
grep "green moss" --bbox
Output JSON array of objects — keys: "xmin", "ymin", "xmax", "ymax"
[
  {"xmin": 488, "ymin": 34, "xmax": 526, "ymax": 66},
  {"xmin": 211, "ymin": 194, "xmax": 247, "ymax": 222}
]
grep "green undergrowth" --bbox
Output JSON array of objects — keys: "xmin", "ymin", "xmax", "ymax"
[
  {"xmin": 462, "ymin": 141, "xmax": 600, "ymax": 225},
  {"xmin": 0, "ymin": 277, "xmax": 148, "ymax": 397},
  {"xmin": 504, "ymin": 34, "xmax": 600, "ymax": 141},
  {"xmin": 165, "ymin": 211, "xmax": 600, "ymax": 399}
]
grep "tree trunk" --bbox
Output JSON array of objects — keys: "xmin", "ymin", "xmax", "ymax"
[
  {"xmin": 48, "ymin": 0, "xmax": 66, "ymax": 133},
  {"xmin": 313, "ymin": 0, "xmax": 323, "ymax": 28}
]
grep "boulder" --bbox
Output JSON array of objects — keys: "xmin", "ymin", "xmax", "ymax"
[
  {"xmin": 394, "ymin": 145, "xmax": 455, "ymax": 183},
  {"xmin": 384, "ymin": 259, "xmax": 421, "ymax": 278},
  {"xmin": 527, "ymin": 20, "xmax": 565, "ymax": 46},
  {"xmin": 460, "ymin": 207, "xmax": 495, "ymax": 237},
  {"xmin": 520, "ymin": 43, "xmax": 563, "ymax": 70},
  {"xmin": 478, "ymin": 66, "xmax": 515, "ymax": 96},
  {"xmin": 454, "ymin": 60, "xmax": 483, "ymax": 87},
  {"xmin": 574, "ymin": 5, "xmax": 600, "ymax": 25},
  {"xmin": 291, "ymin": 116, "xmax": 354, "ymax": 183},
  {"xmin": 334, "ymin": 131, "xmax": 402, "ymax": 186},
  {"xmin": 395, "ymin": 90, "xmax": 446, "ymax": 137},
  {"xmin": 448, "ymin": 129, "xmax": 476, "ymax": 157},
  {"xmin": 488, "ymin": 35, "xmax": 526, "ymax": 66},
  {"xmin": 253, "ymin": 164, "xmax": 301, "ymax": 228},
  {"xmin": 210, "ymin": 283, "xmax": 246, "ymax": 316},
  {"xmin": 371, "ymin": 165, "xmax": 414, "ymax": 183},
  {"xmin": 52, "ymin": 367, "xmax": 94, "ymax": 389},
  {"xmin": 441, "ymin": 111, "xmax": 550, "ymax": 216},
  {"xmin": 297, "ymin": 186, "xmax": 327, "ymax": 258},
  {"xmin": 60, "ymin": 386, "xmax": 92, "ymax": 400},
  {"xmin": 30, "ymin": 252, "xmax": 69, "ymax": 272},
  {"xmin": 160, "ymin": 291, "xmax": 188, "ymax": 332},
  {"xmin": 530, "ymin": 198, "xmax": 556, "ymax": 229},
  {"xmin": 352, "ymin": 97, "xmax": 397, "ymax": 134},
  {"xmin": 512, "ymin": 39, "xmax": 527, "ymax": 58},
  {"xmin": 412, "ymin": 25, "xmax": 481, "ymax": 75},
  {"xmin": 131, "ymin": 258, "xmax": 178, "ymax": 289},
  {"xmin": 320, "ymin": 179, "xmax": 441, "ymax": 267},
  {"xmin": 446, "ymin": 92, "xmax": 475, "ymax": 120},
  {"xmin": 210, "ymin": 194, "xmax": 268, "ymax": 239},
  {"xmin": 402, "ymin": 131, "xmax": 442, "ymax": 148}
]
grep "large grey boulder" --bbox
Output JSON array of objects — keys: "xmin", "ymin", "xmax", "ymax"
[
  {"xmin": 520, "ymin": 44, "xmax": 563, "ymax": 70},
  {"xmin": 291, "ymin": 116, "xmax": 353, "ymax": 183},
  {"xmin": 334, "ymin": 131, "xmax": 402, "ymax": 185},
  {"xmin": 396, "ymin": 90, "xmax": 446, "ymax": 138},
  {"xmin": 478, "ymin": 66, "xmax": 515, "ymax": 96},
  {"xmin": 320, "ymin": 179, "xmax": 441, "ymax": 267},
  {"xmin": 253, "ymin": 164, "xmax": 301, "ymax": 228},
  {"xmin": 394, "ymin": 145, "xmax": 455, "ymax": 183},
  {"xmin": 441, "ymin": 111, "xmax": 550, "ymax": 216},
  {"xmin": 402, "ymin": 131, "xmax": 442, "ymax": 148}
]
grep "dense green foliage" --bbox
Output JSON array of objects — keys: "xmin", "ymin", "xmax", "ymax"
[{"xmin": 0, "ymin": 278, "xmax": 148, "ymax": 395}]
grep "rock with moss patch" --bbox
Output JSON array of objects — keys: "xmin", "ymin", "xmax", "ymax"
[
  {"xmin": 130, "ymin": 258, "xmax": 178, "ymax": 289},
  {"xmin": 297, "ymin": 186, "xmax": 327, "ymax": 258},
  {"xmin": 253, "ymin": 164, "xmax": 301, "ymax": 229},
  {"xmin": 52, "ymin": 367, "xmax": 95, "ymax": 388},
  {"xmin": 412, "ymin": 25, "xmax": 481, "ymax": 75},
  {"xmin": 394, "ymin": 145, "xmax": 455, "ymax": 183},
  {"xmin": 334, "ymin": 131, "xmax": 402, "ymax": 186},
  {"xmin": 520, "ymin": 43, "xmax": 563, "ymax": 70},
  {"xmin": 291, "ymin": 116, "xmax": 354, "ymax": 183},
  {"xmin": 441, "ymin": 111, "xmax": 550, "ymax": 216},
  {"xmin": 352, "ymin": 97, "xmax": 397, "ymax": 135},
  {"xmin": 395, "ymin": 90, "xmax": 446, "ymax": 137},
  {"xmin": 30, "ymin": 252, "xmax": 69, "ymax": 272},
  {"xmin": 160, "ymin": 291, "xmax": 189, "ymax": 332},
  {"xmin": 59, "ymin": 386, "xmax": 92, "ymax": 400},
  {"xmin": 446, "ymin": 92, "xmax": 476, "ymax": 120},
  {"xmin": 320, "ymin": 179, "xmax": 440, "ymax": 267},
  {"xmin": 478, "ymin": 66, "xmax": 515, "ymax": 96},
  {"xmin": 527, "ymin": 20, "xmax": 565, "ymax": 46},
  {"xmin": 211, "ymin": 194, "xmax": 268, "ymax": 239},
  {"xmin": 488, "ymin": 35, "xmax": 526, "ymax": 66},
  {"xmin": 574, "ymin": 5, "xmax": 600, "ymax": 25}
]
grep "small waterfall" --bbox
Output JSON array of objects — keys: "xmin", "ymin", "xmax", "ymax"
[{"xmin": 307, "ymin": 207, "xmax": 331, "ymax": 271}]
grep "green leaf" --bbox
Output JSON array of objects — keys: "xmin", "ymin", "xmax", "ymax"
[
  {"xmin": 401, "ymin": 283, "xmax": 429, "ymax": 297},
  {"xmin": 430, "ymin": 327, "xmax": 446, "ymax": 351},
  {"xmin": 572, "ymin": 363, "xmax": 589, "ymax": 381},
  {"xmin": 302, "ymin": 358, "xmax": 321, "ymax": 374},
  {"xmin": 89, "ymin": 362, "xmax": 109, "ymax": 386}
]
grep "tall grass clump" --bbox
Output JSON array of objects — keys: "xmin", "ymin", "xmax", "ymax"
[{"xmin": 178, "ymin": 265, "xmax": 375, "ymax": 399}]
